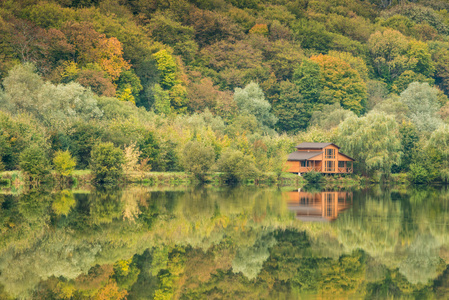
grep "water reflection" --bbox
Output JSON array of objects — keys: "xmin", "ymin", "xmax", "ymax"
[
  {"xmin": 286, "ymin": 189, "xmax": 352, "ymax": 221},
  {"xmin": 1, "ymin": 185, "xmax": 449, "ymax": 299}
]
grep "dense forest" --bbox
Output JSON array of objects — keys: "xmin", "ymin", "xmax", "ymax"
[{"xmin": 1, "ymin": 0, "xmax": 449, "ymax": 182}]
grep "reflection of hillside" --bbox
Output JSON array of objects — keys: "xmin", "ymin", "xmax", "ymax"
[
  {"xmin": 2, "ymin": 186, "xmax": 449, "ymax": 298},
  {"xmin": 286, "ymin": 190, "xmax": 352, "ymax": 222}
]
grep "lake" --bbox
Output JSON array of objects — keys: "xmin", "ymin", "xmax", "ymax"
[{"xmin": 1, "ymin": 184, "xmax": 449, "ymax": 299}]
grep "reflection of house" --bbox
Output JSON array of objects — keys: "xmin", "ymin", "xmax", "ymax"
[
  {"xmin": 286, "ymin": 142, "xmax": 355, "ymax": 174},
  {"xmin": 286, "ymin": 190, "xmax": 352, "ymax": 222}
]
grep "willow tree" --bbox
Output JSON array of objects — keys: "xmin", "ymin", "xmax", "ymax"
[
  {"xmin": 336, "ymin": 112, "xmax": 402, "ymax": 177},
  {"xmin": 427, "ymin": 124, "xmax": 449, "ymax": 182}
]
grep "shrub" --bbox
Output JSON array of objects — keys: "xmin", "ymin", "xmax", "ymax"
[
  {"xmin": 303, "ymin": 171, "xmax": 323, "ymax": 183},
  {"xmin": 216, "ymin": 149, "xmax": 258, "ymax": 183},
  {"xmin": 90, "ymin": 142, "xmax": 125, "ymax": 184},
  {"xmin": 181, "ymin": 141, "xmax": 215, "ymax": 181},
  {"xmin": 53, "ymin": 150, "xmax": 76, "ymax": 177},
  {"xmin": 19, "ymin": 144, "xmax": 51, "ymax": 179},
  {"xmin": 409, "ymin": 163, "xmax": 430, "ymax": 184}
]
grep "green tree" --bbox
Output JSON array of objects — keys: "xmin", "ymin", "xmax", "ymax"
[
  {"xmin": 90, "ymin": 142, "xmax": 125, "ymax": 184},
  {"xmin": 430, "ymin": 41, "xmax": 449, "ymax": 96},
  {"xmin": 407, "ymin": 39, "xmax": 435, "ymax": 77},
  {"xmin": 368, "ymin": 29, "xmax": 412, "ymax": 83},
  {"xmin": 336, "ymin": 112, "xmax": 402, "ymax": 177},
  {"xmin": 116, "ymin": 69, "xmax": 143, "ymax": 102},
  {"xmin": 391, "ymin": 70, "xmax": 434, "ymax": 94},
  {"xmin": 148, "ymin": 12, "xmax": 198, "ymax": 63},
  {"xmin": 66, "ymin": 121, "xmax": 105, "ymax": 169},
  {"xmin": 138, "ymin": 131, "xmax": 161, "ymax": 171},
  {"xmin": 310, "ymin": 54, "xmax": 367, "ymax": 114},
  {"xmin": 293, "ymin": 59, "xmax": 322, "ymax": 108},
  {"xmin": 427, "ymin": 124, "xmax": 449, "ymax": 182},
  {"xmin": 272, "ymin": 80, "xmax": 311, "ymax": 132},
  {"xmin": 181, "ymin": 141, "xmax": 215, "ymax": 181},
  {"xmin": 200, "ymin": 39, "xmax": 266, "ymax": 90},
  {"xmin": 292, "ymin": 19, "xmax": 333, "ymax": 52},
  {"xmin": 2, "ymin": 63, "xmax": 103, "ymax": 131},
  {"xmin": 234, "ymin": 82, "xmax": 277, "ymax": 129},
  {"xmin": 153, "ymin": 84, "xmax": 171, "ymax": 115},
  {"xmin": 310, "ymin": 103, "xmax": 356, "ymax": 131},
  {"xmin": 53, "ymin": 150, "xmax": 76, "ymax": 177},
  {"xmin": 0, "ymin": 111, "xmax": 47, "ymax": 170},
  {"xmin": 397, "ymin": 121, "xmax": 419, "ymax": 172},
  {"xmin": 382, "ymin": 4, "xmax": 449, "ymax": 35},
  {"xmin": 216, "ymin": 149, "xmax": 258, "ymax": 183},
  {"xmin": 399, "ymin": 82, "xmax": 442, "ymax": 132},
  {"xmin": 19, "ymin": 144, "xmax": 51, "ymax": 180},
  {"xmin": 409, "ymin": 163, "xmax": 431, "ymax": 184},
  {"xmin": 23, "ymin": 2, "xmax": 75, "ymax": 29},
  {"xmin": 152, "ymin": 49, "xmax": 180, "ymax": 90}
]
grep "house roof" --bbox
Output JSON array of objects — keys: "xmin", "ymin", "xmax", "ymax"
[
  {"xmin": 287, "ymin": 151, "xmax": 323, "ymax": 161},
  {"xmin": 338, "ymin": 152, "xmax": 356, "ymax": 161},
  {"xmin": 295, "ymin": 142, "xmax": 340, "ymax": 149}
]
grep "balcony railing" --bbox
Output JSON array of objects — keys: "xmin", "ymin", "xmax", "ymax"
[{"xmin": 338, "ymin": 167, "xmax": 353, "ymax": 173}]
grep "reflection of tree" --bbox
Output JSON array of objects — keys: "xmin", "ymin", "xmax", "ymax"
[
  {"xmin": 399, "ymin": 233, "xmax": 443, "ymax": 284},
  {"xmin": 434, "ymin": 266, "xmax": 449, "ymax": 298},
  {"xmin": 89, "ymin": 188, "xmax": 124, "ymax": 225},
  {"xmin": 336, "ymin": 196, "xmax": 402, "ymax": 257},
  {"xmin": 365, "ymin": 269, "xmax": 415, "ymax": 299},
  {"xmin": 317, "ymin": 250, "xmax": 366, "ymax": 296},
  {"xmin": 52, "ymin": 190, "xmax": 76, "ymax": 217},
  {"xmin": 121, "ymin": 187, "xmax": 147, "ymax": 222},
  {"xmin": 0, "ymin": 283, "xmax": 13, "ymax": 300},
  {"xmin": 232, "ymin": 232, "xmax": 276, "ymax": 279},
  {"xmin": 113, "ymin": 257, "xmax": 140, "ymax": 289}
]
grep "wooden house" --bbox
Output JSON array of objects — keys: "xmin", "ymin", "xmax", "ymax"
[
  {"xmin": 286, "ymin": 142, "xmax": 355, "ymax": 174},
  {"xmin": 286, "ymin": 190, "xmax": 352, "ymax": 222}
]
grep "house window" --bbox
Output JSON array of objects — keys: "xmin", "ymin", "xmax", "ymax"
[
  {"xmin": 325, "ymin": 161, "xmax": 334, "ymax": 172},
  {"xmin": 325, "ymin": 148, "xmax": 335, "ymax": 159},
  {"xmin": 338, "ymin": 161, "xmax": 345, "ymax": 168},
  {"xmin": 301, "ymin": 161, "xmax": 309, "ymax": 167}
]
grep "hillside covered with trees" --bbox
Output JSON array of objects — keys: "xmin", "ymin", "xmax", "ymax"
[{"xmin": 1, "ymin": 0, "xmax": 449, "ymax": 182}]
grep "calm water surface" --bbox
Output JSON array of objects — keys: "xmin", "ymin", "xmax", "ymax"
[{"xmin": 1, "ymin": 185, "xmax": 449, "ymax": 299}]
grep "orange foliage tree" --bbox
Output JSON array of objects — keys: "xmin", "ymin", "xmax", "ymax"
[
  {"xmin": 61, "ymin": 22, "xmax": 130, "ymax": 80},
  {"xmin": 95, "ymin": 281, "xmax": 127, "ymax": 300}
]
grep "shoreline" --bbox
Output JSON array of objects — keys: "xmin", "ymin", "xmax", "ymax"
[{"xmin": 0, "ymin": 170, "xmax": 410, "ymax": 192}]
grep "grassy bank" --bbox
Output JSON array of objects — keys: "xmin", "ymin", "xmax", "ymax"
[{"xmin": 0, "ymin": 170, "xmax": 378, "ymax": 190}]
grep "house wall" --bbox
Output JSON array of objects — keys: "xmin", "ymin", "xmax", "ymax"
[
  {"xmin": 322, "ymin": 145, "xmax": 339, "ymax": 173},
  {"xmin": 286, "ymin": 160, "xmax": 323, "ymax": 173},
  {"xmin": 286, "ymin": 161, "xmax": 300, "ymax": 173}
]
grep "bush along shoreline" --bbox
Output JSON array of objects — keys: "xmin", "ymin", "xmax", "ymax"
[{"xmin": 0, "ymin": 167, "xmax": 375, "ymax": 190}]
